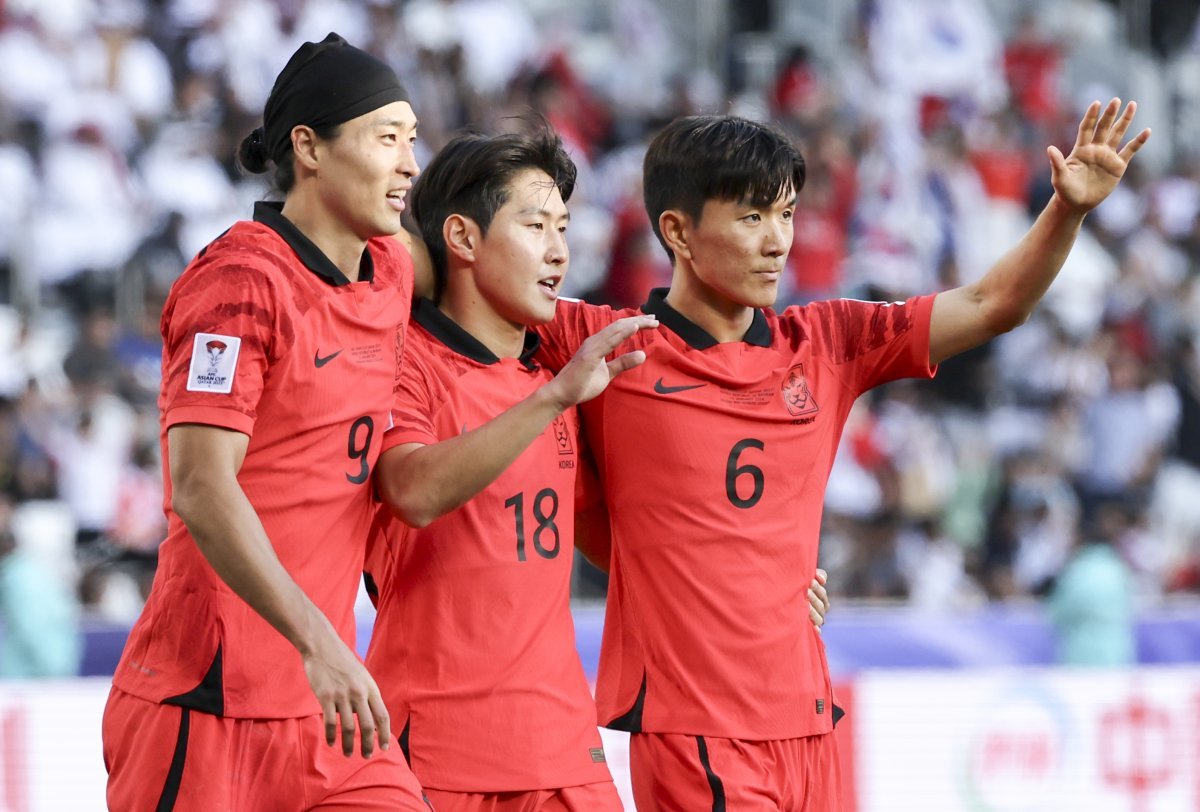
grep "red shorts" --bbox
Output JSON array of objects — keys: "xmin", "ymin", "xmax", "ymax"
[
  {"xmin": 424, "ymin": 781, "xmax": 622, "ymax": 812},
  {"xmin": 630, "ymin": 731, "xmax": 841, "ymax": 811},
  {"xmin": 103, "ymin": 687, "xmax": 431, "ymax": 811}
]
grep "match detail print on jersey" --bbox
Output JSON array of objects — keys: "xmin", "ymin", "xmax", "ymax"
[{"xmin": 185, "ymin": 332, "xmax": 241, "ymax": 393}]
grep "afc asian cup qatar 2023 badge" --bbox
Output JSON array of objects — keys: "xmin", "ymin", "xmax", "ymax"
[{"xmin": 186, "ymin": 332, "xmax": 242, "ymax": 394}]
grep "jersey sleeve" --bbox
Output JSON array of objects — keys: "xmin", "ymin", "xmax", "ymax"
[
  {"xmin": 790, "ymin": 293, "xmax": 937, "ymax": 396},
  {"xmin": 533, "ymin": 298, "xmax": 622, "ymax": 373},
  {"xmin": 160, "ymin": 262, "xmax": 283, "ymax": 436},
  {"xmin": 382, "ymin": 340, "xmax": 441, "ymax": 452}
]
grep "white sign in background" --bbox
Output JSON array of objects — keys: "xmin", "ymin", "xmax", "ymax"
[
  {"xmin": 856, "ymin": 667, "xmax": 1200, "ymax": 812},
  {"xmin": 0, "ymin": 678, "xmax": 108, "ymax": 812},
  {"xmin": 4, "ymin": 668, "xmax": 1200, "ymax": 811},
  {"xmin": 0, "ymin": 679, "xmax": 636, "ymax": 812}
]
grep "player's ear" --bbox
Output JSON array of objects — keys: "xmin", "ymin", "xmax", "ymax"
[
  {"xmin": 443, "ymin": 214, "xmax": 479, "ymax": 264},
  {"xmin": 659, "ymin": 209, "xmax": 692, "ymax": 262},
  {"xmin": 291, "ymin": 125, "xmax": 320, "ymax": 172}
]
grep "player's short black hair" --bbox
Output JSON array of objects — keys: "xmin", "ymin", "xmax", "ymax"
[
  {"xmin": 409, "ymin": 119, "xmax": 577, "ymax": 302},
  {"xmin": 643, "ymin": 115, "xmax": 805, "ymax": 262}
]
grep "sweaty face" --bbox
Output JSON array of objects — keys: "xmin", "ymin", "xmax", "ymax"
[
  {"xmin": 682, "ymin": 190, "xmax": 795, "ymax": 310},
  {"xmin": 313, "ymin": 101, "xmax": 420, "ymax": 240},
  {"xmin": 472, "ymin": 168, "xmax": 569, "ymax": 327}
]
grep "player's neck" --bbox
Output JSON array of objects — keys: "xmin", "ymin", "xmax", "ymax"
[
  {"xmin": 665, "ymin": 273, "xmax": 755, "ymax": 344},
  {"xmin": 438, "ymin": 285, "xmax": 527, "ymax": 360},
  {"xmin": 279, "ymin": 197, "xmax": 368, "ymax": 283}
]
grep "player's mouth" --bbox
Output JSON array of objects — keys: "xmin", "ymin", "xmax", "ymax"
[
  {"xmin": 386, "ymin": 188, "xmax": 409, "ymax": 213},
  {"xmin": 537, "ymin": 275, "xmax": 561, "ymax": 299},
  {"xmin": 754, "ymin": 270, "xmax": 781, "ymax": 282}
]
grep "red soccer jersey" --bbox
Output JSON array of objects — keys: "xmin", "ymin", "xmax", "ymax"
[
  {"xmin": 536, "ymin": 289, "xmax": 936, "ymax": 740},
  {"xmin": 114, "ymin": 202, "xmax": 413, "ymax": 718},
  {"xmin": 364, "ymin": 300, "xmax": 611, "ymax": 792}
]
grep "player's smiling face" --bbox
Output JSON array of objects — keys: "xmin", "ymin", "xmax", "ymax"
[
  {"xmin": 314, "ymin": 101, "xmax": 420, "ymax": 240},
  {"xmin": 683, "ymin": 190, "xmax": 795, "ymax": 309},
  {"xmin": 472, "ymin": 168, "xmax": 569, "ymax": 327}
]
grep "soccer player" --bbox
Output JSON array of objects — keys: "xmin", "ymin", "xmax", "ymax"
[
  {"xmin": 363, "ymin": 125, "xmax": 653, "ymax": 812},
  {"xmin": 103, "ymin": 34, "xmax": 431, "ymax": 810},
  {"xmin": 534, "ymin": 100, "xmax": 1150, "ymax": 810}
]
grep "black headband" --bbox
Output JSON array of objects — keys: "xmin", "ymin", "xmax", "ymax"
[{"xmin": 259, "ymin": 32, "xmax": 409, "ymax": 165}]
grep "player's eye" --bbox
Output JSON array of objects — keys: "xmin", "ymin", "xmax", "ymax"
[
  {"xmin": 381, "ymin": 133, "xmax": 398, "ymax": 143},
  {"xmin": 529, "ymin": 222, "xmax": 545, "ymax": 231},
  {"xmin": 781, "ymin": 209, "xmax": 795, "ymax": 221},
  {"xmin": 743, "ymin": 213, "xmax": 762, "ymax": 223}
]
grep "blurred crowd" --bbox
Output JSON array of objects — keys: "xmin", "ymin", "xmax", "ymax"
[{"xmin": 2, "ymin": 0, "xmax": 1200, "ymax": 675}]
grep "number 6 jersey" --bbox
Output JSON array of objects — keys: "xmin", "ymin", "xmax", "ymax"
[
  {"xmin": 535, "ymin": 289, "xmax": 937, "ymax": 741},
  {"xmin": 364, "ymin": 299, "xmax": 611, "ymax": 793},
  {"xmin": 113, "ymin": 202, "xmax": 413, "ymax": 719}
]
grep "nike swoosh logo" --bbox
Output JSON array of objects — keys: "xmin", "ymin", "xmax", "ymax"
[
  {"xmin": 314, "ymin": 349, "xmax": 342, "ymax": 368},
  {"xmin": 654, "ymin": 378, "xmax": 706, "ymax": 395}
]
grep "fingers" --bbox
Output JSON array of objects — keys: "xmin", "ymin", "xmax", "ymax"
[
  {"xmin": 1118, "ymin": 127, "xmax": 1152, "ymax": 162},
  {"xmin": 580, "ymin": 315, "xmax": 658, "ymax": 360},
  {"xmin": 368, "ymin": 691, "xmax": 391, "ymax": 754},
  {"xmin": 338, "ymin": 698, "xmax": 357, "ymax": 757},
  {"xmin": 1106, "ymin": 100, "xmax": 1136, "ymax": 148},
  {"xmin": 815, "ymin": 567, "xmax": 828, "ymax": 586},
  {"xmin": 606, "ymin": 350, "xmax": 647, "ymax": 377},
  {"xmin": 323, "ymin": 699, "xmax": 338, "ymax": 747},
  {"xmin": 1046, "ymin": 144, "xmax": 1067, "ymax": 174},
  {"xmin": 1075, "ymin": 100, "xmax": 1102, "ymax": 149},
  {"xmin": 352, "ymin": 691, "xmax": 381, "ymax": 758},
  {"xmin": 1090, "ymin": 97, "xmax": 1121, "ymax": 144}
]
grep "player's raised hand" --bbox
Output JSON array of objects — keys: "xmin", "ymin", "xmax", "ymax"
[
  {"xmin": 545, "ymin": 315, "xmax": 659, "ymax": 408},
  {"xmin": 808, "ymin": 568, "xmax": 830, "ymax": 629},
  {"xmin": 301, "ymin": 627, "xmax": 391, "ymax": 759},
  {"xmin": 1049, "ymin": 98, "xmax": 1150, "ymax": 213}
]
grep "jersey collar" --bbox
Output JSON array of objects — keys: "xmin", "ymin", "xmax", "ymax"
[
  {"xmin": 253, "ymin": 201, "xmax": 375, "ymax": 286},
  {"xmin": 641, "ymin": 288, "xmax": 771, "ymax": 349},
  {"xmin": 413, "ymin": 298, "xmax": 541, "ymax": 370}
]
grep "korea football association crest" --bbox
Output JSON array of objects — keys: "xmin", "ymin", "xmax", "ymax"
[
  {"xmin": 186, "ymin": 332, "xmax": 241, "ymax": 394},
  {"xmin": 781, "ymin": 363, "xmax": 819, "ymax": 417},
  {"xmin": 551, "ymin": 413, "xmax": 575, "ymax": 456}
]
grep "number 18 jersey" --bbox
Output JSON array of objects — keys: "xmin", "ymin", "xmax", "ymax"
[
  {"xmin": 365, "ymin": 300, "xmax": 611, "ymax": 792},
  {"xmin": 536, "ymin": 289, "xmax": 936, "ymax": 740}
]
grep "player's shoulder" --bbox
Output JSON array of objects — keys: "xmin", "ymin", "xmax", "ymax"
[
  {"xmin": 163, "ymin": 222, "xmax": 291, "ymax": 318},
  {"xmin": 367, "ymin": 235, "xmax": 415, "ymax": 287}
]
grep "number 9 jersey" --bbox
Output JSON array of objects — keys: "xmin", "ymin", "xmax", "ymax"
[
  {"xmin": 113, "ymin": 202, "xmax": 413, "ymax": 720},
  {"xmin": 536, "ymin": 289, "xmax": 937, "ymax": 741}
]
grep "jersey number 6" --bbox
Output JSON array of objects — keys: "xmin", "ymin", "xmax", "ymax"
[{"xmin": 726, "ymin": 439, "xmax": 765, "ymax": 509}]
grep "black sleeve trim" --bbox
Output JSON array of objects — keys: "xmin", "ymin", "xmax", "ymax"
[
  {"xmin": 163, "ymin": 645, "xmax": 224, "ymax": 716},
  {"xmin": 695, "ymin": 736, "xmax": 728, "ymax": 812},
  {"xmin": 604, "ymin": 671, "xmax": 647, "ymax": 732},
  {"xmin": 155, "ymin": 707, "xmax": 190, "ymax": 811}
]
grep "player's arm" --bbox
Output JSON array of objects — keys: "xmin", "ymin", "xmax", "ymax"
[
  {"xmin": 168, "ymin": 424, "xmax": 390, "ymax": 759},
  {"xmin": 378, "ymin": 315, "xmax": 657, "ymax": 528},
  {"xmin": 574, "ymin": 495, "xmax": 613, "ymax": 573},
  {"xmin": 392, "ymin": 227, "xmax": 435, "ymax": 300},
  {"xmin": 928, "ymin": 99, "xmax": 1150, "ymax": 365}
]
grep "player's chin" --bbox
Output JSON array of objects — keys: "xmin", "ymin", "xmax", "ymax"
[
  {"xmin": 513, "ymin": 296, "xmax": 556, "ymax": 327},
  {"xmin": 739, "ymin": 280, "xmax": 780, "ymax": 308},
  {"xmin": 367, "ymin": 210, "xmax": 404, "ymax": 239}
]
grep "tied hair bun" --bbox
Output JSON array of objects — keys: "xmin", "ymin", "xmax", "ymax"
[{"xmin": 237, "ymin": 127, "xmax": 271, "ymax": 174}]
